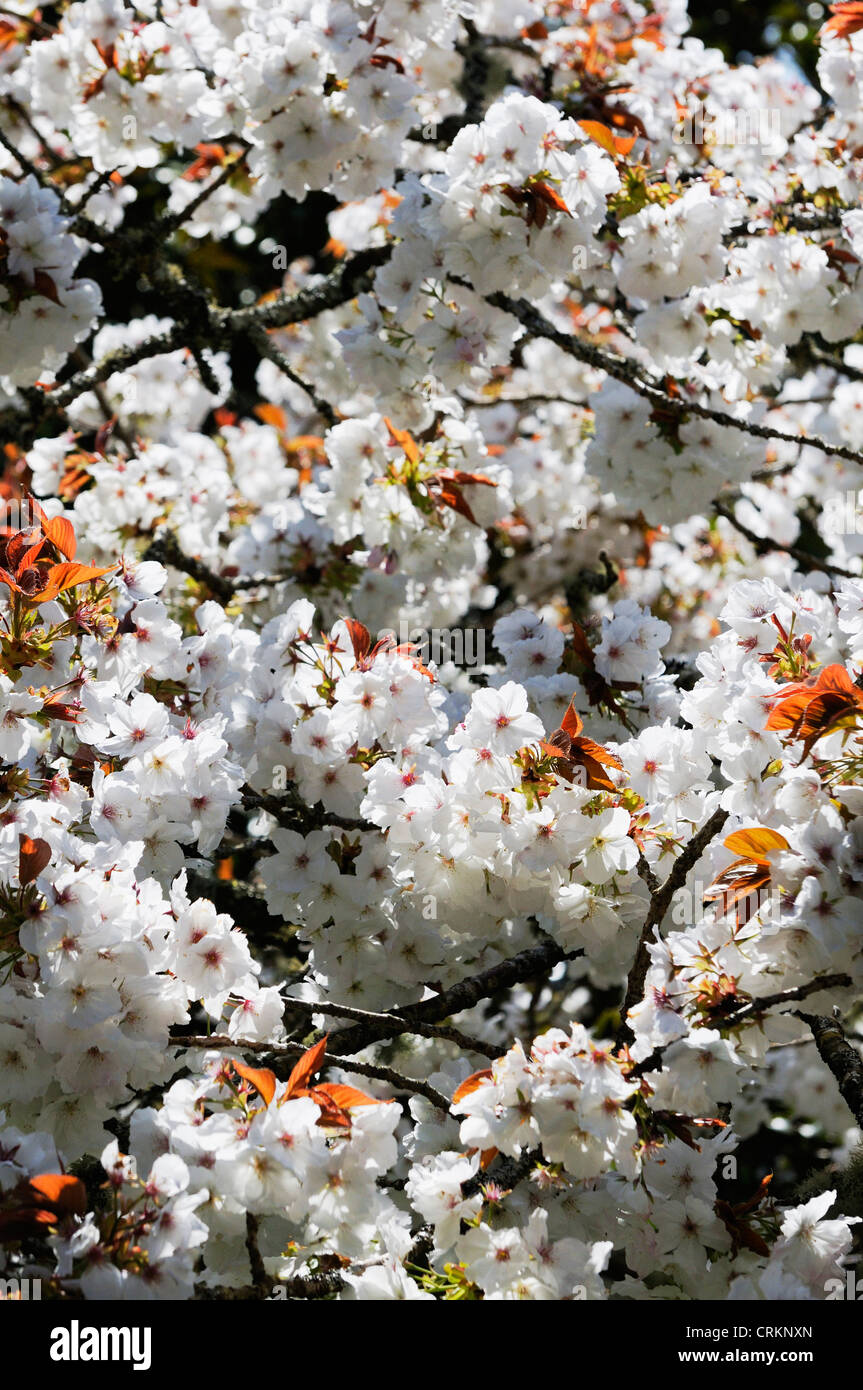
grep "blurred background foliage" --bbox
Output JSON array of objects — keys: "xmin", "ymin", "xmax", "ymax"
[{"xmin": 688, "ymin": 0, "xmax": 827, "ymax": 82}]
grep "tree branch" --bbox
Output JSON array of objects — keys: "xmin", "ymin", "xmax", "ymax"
[
  {"xmin": 467, "ymin": 283, "xmax": 863, "ymax": 471},
  {"xmin": 323, "ymin": 938, "xmax": 578, "ymax": 1057},
  {"xmin": 718, "ymin": 973, "xmax": 852, "ymax": 1028},
  {"xmin": 796, "ymin": 1011, "xmax": 863, "ymax": 1128},
  {"xmin": 245, "ymin": 1212, "xmax": 272, "ymax": 1295},
  {"xmin": 616, "ymin": 808, "xmax": 729, "ymax": 1047},
  {"xmin": 281, "ymin": 996, "xmax": 497, "ymax": 1059},
  {"xmin": 714, "ymin": 501, "xmax": 859, "ymax": 580},
  {"xmin": 241, "ymin": 787, "xmax": 377, "ymax": 835},
  {"xmin": 245, "ymin": 323, "xmax": 338, "ymax": 425},
  {"xmin": 141, "ymin": 530, "xmax": 236, "ymax": 603},
  {"xmin": 50, "ymin": 246, "xmax": 393, "ymax": 411}
]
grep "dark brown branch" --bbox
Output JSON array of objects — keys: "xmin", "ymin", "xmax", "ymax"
[
  {"xmin": 324, "ymin": 937, "xmax": 578, "ymax": 1056},
  {"xmin": 218, "ymin": 243, "xmax": 392, "ymax": 336},
  {"xmin": 616, "ymin": 808, "xmax": 729, "ymax": 1047},
  {"xmin": 797, "ymin": 1011, "xmax": 863, "ymax": 1128},
  {"xmin": 242, "ymin": 788, "xmax": 377, "ymax": 835},
  {"xmin": 714, "ymin": 501, "xmax": 859, "ymax": 580},
  {"xmin": 0, "ymin": 119, "xmax": 43, "ymax": 182},
  {"xmin": 141, "ymin": 530, "xmax": 235, "ymax": 603},
  {"xmin": 196, "ymin": 1269, "xmax": 344, "ymax": 1300},
  {"xmin": 281, "ymin": 996, "xmax": 497, "ymax": 1059},
  {"xmin": 160, "ymin": 147, "xmax": 250, "ymax": 237},
  {"xmin": 718, "ymin": 973, "xmax": 853, "ymax": 1028},
  {"xmin": 50, "ymin": 246, "xmax": 393, "ymax": 411},
  {"xmin": 466, "ymin": 283, "xmax": 863, "ymax": 471},
  {"xmin": 245, "ymin": 1212, "xmax": 272, "ymax": 1295},
  {"xmin": 457, "ymin": 18, "xmax": 492, "ymax": 125},
  {"xmin": 461, "ymin": 1147, "xmax": 538, "ymax": 1200},
  {"xmin": 245, "ymin": 323, "xmax": 338, "ymax": 425},
  {"xmin": 627, "ymin": 971, "xmax": 854, "ymax": 1078}
]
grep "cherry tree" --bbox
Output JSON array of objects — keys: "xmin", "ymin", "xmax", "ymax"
[{"xmin": 0, "ymin": 0, "xmax": 862, "ymax": 1303}]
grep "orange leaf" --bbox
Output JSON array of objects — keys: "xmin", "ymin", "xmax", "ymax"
[
  {"xmin": 254, "ymin": 402, "xmax": 288, "ymax": 434},
  {"xmin": 612, "ymin": 131, "xmax": 637, "ymax": 155},
  {"xmin": 436, "ymin": 482, "xmax": 477, "ymax": 525},
  {"xmin": 18, "ymin": 835, "xmax": 51, "ymax": 886},
  {"xmin": 308, "ymin": 1088, "xmax": 353, "ymax": 1129},
  {"xmin": 560, "ymin": 699, "xmax": 584, "ymax": 741},
  {"xmin": 574, "ymin": 736, "xmax": 623, "ymax": 771},
  {"xmin": 764, "ymin": 688, "xmax": 822, "ymax": 733},
  {"xmin": 452, "ymin": 1069, "xmax": 494, "ymax": 1104},
  {"xmin": 382, "ymin": 417, "xmax": 420, "ymax": 466},
  {"xmin": 578, "ymin": 120, "xmax": 619, "ymax": 157},
  {"xmin": 571, "ymin": 740, "xmax": 623, "ymax": 792},
  {"xmin": 286, "ymin": 1035, "xmax": 328, "ymax": 1097},
  {"xmin": 577, "ymin": 118, "xmax": 636, "ymax": 157},
  {"xmin": 539, "ymin": 737, "xmax": 572, "ymax": 761},
  {"xmin": 25, "ymin": 1174, "xmax": 86, "ymax": 1216},
  {"xmin": 232, "ymin": 1060, "xmax": 277, "ymax": 1107},
  {"xmin": 43, "ymin": 515, "xmax": 77, "ymax": 560},
  {"xmin": 723, "ymin": 828, "xmax": 790, "ymax": 864},
  {"xmin": 7, "ymin": 531, "xmax": 44, "ymax": 572},
  {"xmin": 531, "ymin": 180, "xmax": 572, "ymax": 216},
  {"xmin": 314, "ymin": 1082, "xmax": 381, "ymax": 1109},
  {"xmin": 766, "ymin": 666, "xmax": 863, "ymax": 758},
  {"xmin": 435, "ymin": 469, "xmax": 498, "ymax": 488},
  {"xmin": 822, "ymin": 2, "xmax": 863, "ymax": 38},
  {"xmin": 343, "ymin": 617, "xmax": 371, "ymax": 664},
  {"xmin": 35, "ymin": 561, "xmax": 114, "ymax": 602},
  {"xmin": 285, "ymin": 435, "xmax": 325, "ymax": 455}
]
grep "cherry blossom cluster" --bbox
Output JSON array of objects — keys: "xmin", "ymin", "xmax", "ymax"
[
  {"xmin": 0, "ymin": 176, "xmax": 101, "ymax": 385},
  {"xmin": 1, "ymin": 0, "xmax": 863, "ymax": 1306}
]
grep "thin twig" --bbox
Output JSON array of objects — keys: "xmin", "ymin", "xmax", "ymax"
[
  {"xmin": 245, "ymin": 1212, "xmax": 272, "ymax": 1295},
  {"xmin": 242, "ymin": 788, "xmax": 376, "ymax": 834},
  {"xmin": 245, "ymin": 323, "xmax": 338, "ymax": 425},
  {"xmin": 160, "ymin": 147, "xmax": 249, "ymax": 237},
  {"xmin": 141, "ymin": 530, "xmax": 235, "ymax": 603},
  {"xmin": 281, "ymin": 996, "xmax": 497, "ymax": 1059}
]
